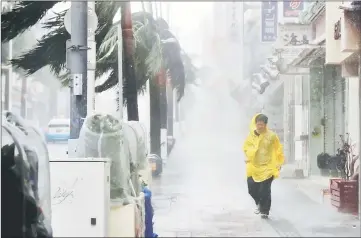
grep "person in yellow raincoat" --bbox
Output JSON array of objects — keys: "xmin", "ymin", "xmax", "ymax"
[{"xmin": 243, "ymin": 113, "xmax": 284, "ymax": 218}]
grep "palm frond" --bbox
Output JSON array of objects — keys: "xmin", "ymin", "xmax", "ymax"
[
  {"xmin": 94, "ymin": 68, "xmax": 118, "ymax": 93},
  {"xmin": 131, "ymin": 11, "xmax": 157, "ymax": 26},
  {"xmin": 58, "ymin": 71, "xmax": 71, "ymax": 87},
  {"xmin": 10, "ymin": 27, "xmax": 69, "ymax": 76},
  {"xmin": 1, "ymin": 1, "xmax": 59, "ymax": 42},
  {"xmin": 98, "ymin": 25, "xmax": 118, "ymax": 61},
  {"xmin": 145, "ymin": 32, "xmax": 163, "ymax": 77},
  {"xmin": 95, "ymin": 1, "xmax": 121, "ymax": 52},
  {"xmin": 42, "ymin": 9, "xmax": 67, "ymax": 29}
]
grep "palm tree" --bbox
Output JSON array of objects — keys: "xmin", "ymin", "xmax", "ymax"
[
  {"xmin": 1, "ymin": 1, "xmax": 192, "ymax": 118},
  {"xmin": 2, "ymin": 1, "xmax": 198, "ymax": 161},
  {"xmin": 99, "ymin": 7, "xmax": 189, "ymax": 157},
  {"xmin": 121, "ymin": 1, "xmax": 139, "ymax": 120}
]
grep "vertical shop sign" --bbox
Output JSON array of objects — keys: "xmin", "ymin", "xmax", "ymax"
[{"xmin": 261, "ymin": 1, "xmax": 278, "ymax": 42}]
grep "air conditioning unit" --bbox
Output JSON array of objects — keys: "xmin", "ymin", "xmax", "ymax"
[
  {"xmin": 251, "ymin": 73, "xmax": 270, "ymax": 94},
  {"xmin": 260, "ymin": 64, "xmax": 279, "ymax": 80},
  {"xmin": 275, "ymin": 57, "xmax": 289, "ymax": 74}
]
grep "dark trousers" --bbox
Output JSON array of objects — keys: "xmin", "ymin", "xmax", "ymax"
[{"xmin": 247, "ymin": 176, "xmax": 273, "ymax": 215}]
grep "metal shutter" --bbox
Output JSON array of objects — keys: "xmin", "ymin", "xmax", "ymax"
[
  {"xmin": 288, "ymin": 78, "xmax": 296, "ymax": 163},
  {"xmin": 283, "ymin": 77, "xmax": 296, "ymax": 163},
  {"xmin": 333, "ymin": 75, "xmax": 345, "ymax": 151},
  {"xmin": 302, "ymin": 75, "xmax": 310, "ymax": 176},
  {"xmin": 323, "ymin": 68, "xmax": 335, "ymax": 155}
]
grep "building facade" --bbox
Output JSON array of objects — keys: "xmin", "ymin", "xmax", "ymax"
[{"xmin": 282, "ymin": 1, "xmax": 360, "ymax": 178}]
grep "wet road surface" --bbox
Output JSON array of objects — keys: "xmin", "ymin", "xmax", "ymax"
[
  {"xmin": 151, "ymin": 86, "xmax": 360, "ymax": 237},
  {"xmin": 47, "ymin": 142, "xmax": 68, "ymax": 159}
]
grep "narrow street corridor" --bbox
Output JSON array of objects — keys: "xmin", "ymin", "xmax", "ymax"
[{"xmin": 151, "ymin": 86, "xmax": 360, "ymax": 237}]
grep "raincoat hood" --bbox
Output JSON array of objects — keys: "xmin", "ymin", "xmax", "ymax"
[{"xmin": 249, "ymin": 113, "xmax": 268, "ymax": 133}]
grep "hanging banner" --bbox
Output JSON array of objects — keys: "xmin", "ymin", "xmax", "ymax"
[
  {"xmin": 261, "ymin": 1, "xmax": 278, "ymax": 42},
  {"xmin": 283, "ymin": 1, "xmax": 304, "ymax": 18}
]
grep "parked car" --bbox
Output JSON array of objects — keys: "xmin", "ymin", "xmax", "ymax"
[{"xmin": 45, "ymin": 118, "xmax": 70, "ymax": 143}]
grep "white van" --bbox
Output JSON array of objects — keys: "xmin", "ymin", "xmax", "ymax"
[{"xmin": 45, "ymin": 118, "xmax": 70, "ymax": 142}]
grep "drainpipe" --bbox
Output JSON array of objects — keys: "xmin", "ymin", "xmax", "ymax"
[{"xmin": 358, "ymin": 36, "xmax": 361, "ymax": 219}]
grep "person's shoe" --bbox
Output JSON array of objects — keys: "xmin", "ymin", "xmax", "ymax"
[
  {"xmin": 260, "ymin": 213, "xmax": 269, "ymax": 219},
  {"xmin": 254, "ymin": 204, "xmax": 261, "ymax": 214}
]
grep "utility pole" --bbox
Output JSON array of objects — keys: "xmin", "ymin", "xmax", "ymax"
[
  {"xmin": 156, "ymin": 1, "xmax": 168, "ymax": 164},
  {"xmin": 4, "ymin": 4, "xmax": 13, "ymax": 112},
  {"xmin": 148, "ymin": 1, "xmax": 162, "ymax": 158},
  {"xmin": 358, "ymin": 37, "xmax": 361, "ymax": 219},
  {"xmin": 87, "ymin": 1, "xmax": 96, "ymax": 115},
  {"xmin": 166, "ymin": 2, "xmax": 175, "ymax": 149},
  {"xmin": 67, "ymin": 1, "xmax": 88, "ymax": 154},
  {"xmin": 117, "ymin": 11, "xmax": 123, "ymax": 120}
]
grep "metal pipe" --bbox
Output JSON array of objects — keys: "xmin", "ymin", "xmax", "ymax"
[
  {"xmin": 69, "ymin": 1, "xmax": 88, "ymax": 139},
  {"xmin": 117, "ymin": 15, "xmax": 123, "ymax": 120},
  {"xmin": 358, "ymin": 37, "xmax": 361, "ymax": 219},
  {"xmin": 156, "ymin": 1, "xmax": 169, "ymax": 163},
  {"xmin": 87, "ymin": 1, "xmax": 96, "ymax": 115},
  {"xmin": 166, "ymin": 3, "xmax": 174, "ymax": 141}
]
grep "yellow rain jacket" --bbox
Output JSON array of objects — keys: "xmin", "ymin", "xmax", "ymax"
[{"xmin": 243, "ymin": 113, "xmax": 285, "ymax": 182}]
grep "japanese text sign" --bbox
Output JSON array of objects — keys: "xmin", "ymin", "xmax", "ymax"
[{"xmin": 261, "ymin": 1, "xmax": 278, "ymax": 42}]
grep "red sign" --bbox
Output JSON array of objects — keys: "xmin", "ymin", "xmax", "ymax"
[
  {"xmin": 156, "ymin": 69, "xmax": 166, "ymax": 87},
  {"xmin": 283, "ymin": 1, "xmax": 304, "ymax": 18}
]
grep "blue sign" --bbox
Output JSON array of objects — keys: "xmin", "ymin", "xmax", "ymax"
[
  {"xmin": 283, "ymin": 1, "xmax": 304, "ymax": 18},
  {"xmin": 261, "ymin": 1, "xmax": 278, "ymax": 42}
]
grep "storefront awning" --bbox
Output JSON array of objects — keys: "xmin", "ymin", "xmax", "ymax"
[{"xmin": 289, "ymin": 41, "xmax": 326, "ymax": 68}]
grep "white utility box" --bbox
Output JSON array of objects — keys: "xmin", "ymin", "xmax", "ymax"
[{"xmin": 50, "ymin": 158, "xmax": 110, "ymax": 237}]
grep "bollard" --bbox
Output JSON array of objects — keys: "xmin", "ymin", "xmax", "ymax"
[{"xmin": 148, "ymin": 154, "xmax": 163, "ymax": 176}]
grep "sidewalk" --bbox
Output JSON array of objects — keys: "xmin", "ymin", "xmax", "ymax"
[
  {"xmin": 151, "ymin": 87, "xmax": 360, "ymax": 237},
  {"xmin": 272, "ymin": 177, "xmax": 360, "ymax": 237}
]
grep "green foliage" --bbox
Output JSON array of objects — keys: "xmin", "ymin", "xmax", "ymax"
[
  {"xmin": 310, "ymin": 67, "xmax": 323, "ymax": 104},
  {"xmin": 1, "ymin": 1, "xmax": 195, "ymax": 102},
  {"xmin": 85, "ymin": 113, "xmax": 121, "ymax": 134}
]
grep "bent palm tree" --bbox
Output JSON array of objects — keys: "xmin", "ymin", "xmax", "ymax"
[
  {"xmin": 100, "ymin": 11, "xmax": 188, "ymax": 156},
  {"xmin": 2, "ymin": 1, "xmax": 191, "ymax": 105}
]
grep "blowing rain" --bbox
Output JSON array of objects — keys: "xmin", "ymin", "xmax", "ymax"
[{"xmin": 1, "ymin": 1, "xmax": 361, "ymax": 237}]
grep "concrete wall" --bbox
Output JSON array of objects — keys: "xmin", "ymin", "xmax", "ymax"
[
  {"xmin": 325, "ymin": 2, "xmax": 353, "ymax": 64},
  {"xmin": 309, "ymin": 67, "xmax": 324, "ymax": 176},
  {"xmin": 345, "ymin": 77, "xmax": 360, "ymax": 156}
]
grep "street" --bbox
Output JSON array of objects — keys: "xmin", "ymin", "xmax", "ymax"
[
  {"xmin": 45, "ymin": 86, "xmax": 360, "ymax": 237},
  {"xmin": 149, "ymin": 86, "xmax": 360, "ymax": 237},
  {"xmin": 47, "ymin": 142, "xmax": 68, "ymax": 159}
]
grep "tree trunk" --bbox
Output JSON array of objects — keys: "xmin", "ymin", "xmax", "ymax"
[
  {"xmin": 20, "ymin": 77, "xmax": 27, "ymax": 118},
  {"xmin": 167, "ymin": 82, "xmax": 174, "ymax": 137},
  {"xmin": 121, "ymin": 1, "xmax": 139, "ymax": 121},
  {"xmin": 150, "ymin": 77, "xmax": 161, "ymax": 156},
  {"xmin": 159, "ymin": 69, "xmax": 168, "ymax": 160}
]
